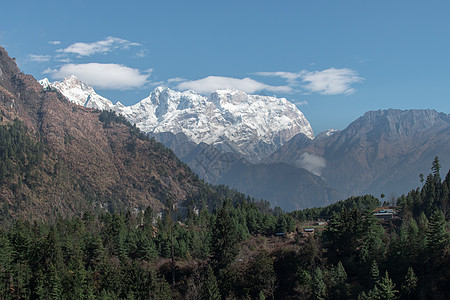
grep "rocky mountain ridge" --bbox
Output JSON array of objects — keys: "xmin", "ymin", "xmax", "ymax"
[{"xmin": 269, "ymin": 109, "xmax": 450, "ymax": 198}]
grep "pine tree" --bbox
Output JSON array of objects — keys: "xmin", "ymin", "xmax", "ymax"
[
  {"xmin": 201, "ymin": 265, "xmax": 221, "ymax": 300},
  {"xmin": 330, "ymin": 261, "xmax": 348, "ymax": 300},
  {"xmin": 211, "ymin": 199, "xmax": 240, "ymax": 270},
  {"xmin": 48, "ymin": 263, "xmax": 62, "ymax": 299},
  {"xmin": 312, "ymin": 267, "xmax": 326, "ymax": 300},
  {"xmin": 426, "ymin": 209, "xmax": 449, "ymax": 260},
  {"xmin": 400, "ymin": 266, "xmax": 418, "ymax": 298},
  {"xmin": 431, "ymin": 156, "xmax": 441, "ymax": 179},
  {"xmin": 376, "ymin": 271, "xmax": 398, "ymax": 300},
  {"xmin": 370, "ymin": 260, "xmax": 380, "ymax": 288}
]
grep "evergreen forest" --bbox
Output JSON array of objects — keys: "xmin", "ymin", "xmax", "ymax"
[{"xmin": 0, "ymin": 158, "xmax": 448, "ymax": 299}]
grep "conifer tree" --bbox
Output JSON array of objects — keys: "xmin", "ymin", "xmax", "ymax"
[
  {"xmin": 201, "ymin": 265, "xmax": 221, "ymax": 300},
  {"xmin": 312, "ymin": 267, "xmax": 326, "ymax": 300},
  {"xmin": 426, "ymin": 209, "xmax": 448, "ymax": 260},
  {"xmin": 400, "ymin": 266, "xmax": 418, "ymax": 298},
  {"xmin": 211, "ymin": 199, "xmax": 240, "ymax": 270},
  {"xmin": 376, "ymin": 271, "xmax": 398, "ymax": 300},
  {"xmin": 431, "ymin": 156, "xmax": 441, "ymax": 179},
  {"xmin": 330, "ymin": 261, "xmax": 348, "ymax": 300},
  {"xmin": 370, "ymin": 260, "xmax": 380, "ymax": 288},
  {"xmin": 48, "ymin": 263, "xmax": 62, "ymax": 299}
]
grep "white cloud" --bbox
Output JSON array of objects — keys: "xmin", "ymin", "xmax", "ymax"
[
  {"xmin": 292, "ymin": 99, "xmax": 308, "ymax": 106},
  {"xmin": 167, "ymin": 77, "xmax": 186, "ymax": 83},
  {"xmin": 254, "ymin": 71, "xmax": 301, "ymax": 83},
  {"xmin": 56, "ymin": 58, "xmax": 72, "ymax": 63},
  {"xmin": 176, "ymin": 76, "xmax": 292, "ymax": 94},
  {"xmin": 44, "ymin": 63, "xmax": 150, "ymax": 90},
  {"xmin": 300, "ymin": 68, "xmax": 363, "ymax": 95},
  {"xmin": 255, "ymin": 68, "xmax": 363, "ymax": 95},
  {"xmin": 57, "ymin": 37, "xmax": 142, "ymax": 56},
  {"xmin": 48, "ymin": 41, "xmax": 61, "ymax": 45},
  {"xmin": 295, "ymin": 152, "xmax": 326, "ymax": 176},
  {"xmin": 27, "ymin": 54, "xmax": 51, "ymax": 62}
]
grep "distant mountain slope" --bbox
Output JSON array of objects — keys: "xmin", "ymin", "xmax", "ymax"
[
  {"xmin": 0, "ymin": 46, "xmax": 207, "ymax": 219},
  {"xmin": 217, "ymin": 161, "xmax": 340, "ymax": 211},
  {"xmin": 270, "ymin": 109, "xmax": 450, "ymax": 198},
  {"xmin": 152, "ymin": 131, "xmax": 341, "ymax": 210}
]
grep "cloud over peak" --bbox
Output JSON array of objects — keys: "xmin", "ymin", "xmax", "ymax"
[
  {"xmin": 44, "ymin": 63, "xmax": 150, "ymax": 90},
  {"xmin": 176, "ymin": 76, "xmax": 292, "ymax": 94}
]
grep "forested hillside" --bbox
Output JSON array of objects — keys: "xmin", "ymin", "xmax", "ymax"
[{"xmin": 0, "ymin": 159, "xmax": 448, "ymax": 299}]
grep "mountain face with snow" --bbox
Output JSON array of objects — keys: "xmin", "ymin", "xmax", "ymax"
[
  {"xmin": 41, "ymin": 77, "xmax": 314, "ymax": 162},
  {"xmin": 39, "ymin": 76, "xmax": 115, "ymax": 111}
]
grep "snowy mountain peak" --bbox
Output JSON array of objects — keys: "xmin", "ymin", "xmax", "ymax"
[
  {"xmin": 41, "ymin": 77, "xmax": 314, "ymax": 161},
  {"xmin": 39, "ymin": 76, "xmax": 114, "ymax": 110},
  {"xmin": 38, "ymin": 78, "xmax": 51, "ymax": 89}
]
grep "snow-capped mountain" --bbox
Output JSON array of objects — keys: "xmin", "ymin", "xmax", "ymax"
[
  {"xmin": 116, "ymin": 87, "xmax": 313, "ymax": 161},
  {"xmin": 40, "ymin": 76, "xmax": 313, "ymax": 161},
  {"xmin": 39, "ymin": 76, "xmax": 115, "ymax": 111}
]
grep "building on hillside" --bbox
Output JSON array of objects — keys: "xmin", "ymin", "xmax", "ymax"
[
  {"xmin": 301, "ymin": 228, "xmax": 315, "ymax": 237},
  {"xmin": 373, "ymin": 209, "xmax": 396, "ymax": 220}
]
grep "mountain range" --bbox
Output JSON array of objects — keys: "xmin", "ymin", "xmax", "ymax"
[
  {"xmin": 40, "ymin": 76, "xmax": 313, "ymax": 162},
  {"xmin": 40, "ymin": 76, "xmax": 340, "ymax": 210},
  {"xmin": 39, "ymin": 66, "xmax": 450, "ymax": 211}
]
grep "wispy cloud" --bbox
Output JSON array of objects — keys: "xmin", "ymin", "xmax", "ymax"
[
  {"xmin": 57, "ymin": 37, "xmax": 142, "ymax": 56},
  {"xmin": 135, "ymin": 48, "xmax": 149, "ymax": 58},
  {"xmin": 254, "ymin": 71, "xmax": 302, "ymax": 84},
  {"xmin": 167, "ymin": 77, "xmax": 187, "ymax": 83},
  {"xmin": 56, "ymin": 58, "xmax": 72, "ymax": 63},
  {"xmin": 292, "ymin": 99, "xmax": 308, "ymax": 106},
  {"xmin": 255, "ymin": 68, "xmax": 363, "ymax": 95},
  {"xmin": 300, "ymin": 68, "xmax": 363, "ymax": 95},
  {"xmin": 44, "ymin": 63, "xmax": 150, "ymax": 90},
  {"xmin": 48, "ymin": 41, "xmax": 61, "ymax": 45},
  {"xmin": 27, "ymin": 54, "xmax": 51, "ymax": 62},
  {"xmin": 175, "ymin": 76, "xmax": 292, "ymax": 94}
]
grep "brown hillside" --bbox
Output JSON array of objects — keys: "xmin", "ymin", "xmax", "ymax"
[{"xmin": 0, "ymin": 46, "xmax": 202, "ymax": 220}]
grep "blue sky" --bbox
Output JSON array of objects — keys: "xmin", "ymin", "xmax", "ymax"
[{"xmin": 1, "ymin": 0, "xmax": 449, "ymax": 134}]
